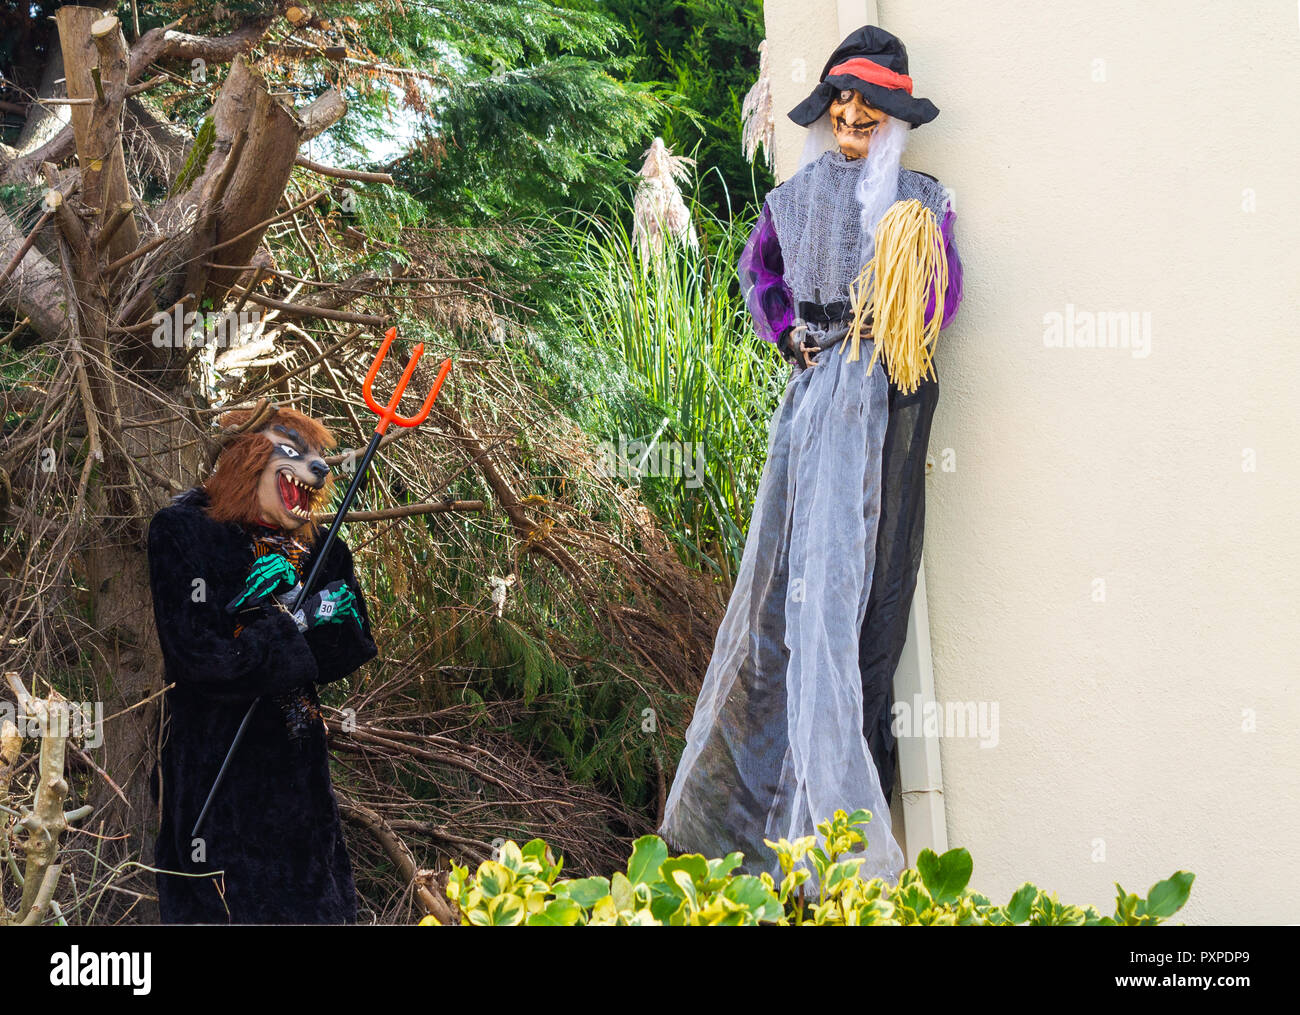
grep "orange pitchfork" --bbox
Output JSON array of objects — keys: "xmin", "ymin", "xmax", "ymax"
[
  {"xmin": 363, "ymin": 326, "xmax": 453, "ymax": 435},
  {"xmin": 192, "ymin": 327, "xmax": 451, "ymax": 839}
]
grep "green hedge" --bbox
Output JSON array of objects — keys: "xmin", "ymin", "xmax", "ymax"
[{"xmin": 433, "ymin": 809, "xmax": 1194, "ymax": 926}]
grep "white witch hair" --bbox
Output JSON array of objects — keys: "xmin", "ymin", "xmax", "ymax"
[{"xmin": 797, "ymin": 110, "xmax": 910, "ymax": 260}]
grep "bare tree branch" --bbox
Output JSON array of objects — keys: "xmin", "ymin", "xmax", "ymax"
[
  {"xmin": 242, "ymin": 291, "xmax": 386, "ymax": 327},
  {"xmin": 314, "ymin": 501, "xmax": 486, "ymax": 524},
  {"xmin": 337, "ymin": 800, "xmax": 456, "ymax": 925},
  {"xmin": 299, "ymin": 89, "xmax": 346, "ymax": 141},
  {"xmin": 0, "ymin": 206, "xmax": 70, "ymax": 343},
  {"xmin": 127, "ymin": 16, "xmax": 275, "ymax": 82},
  {"xmin": 294, "ymin": 155, "xmax": 394, "ymax": 185}
]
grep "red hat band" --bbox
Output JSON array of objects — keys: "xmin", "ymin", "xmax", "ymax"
[{"xmin": 827, "ymin": 58, "xmax": 914, "ymax": 95}]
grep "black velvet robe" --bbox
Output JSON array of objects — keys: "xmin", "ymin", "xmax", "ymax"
[{"xmin": 147, "ymin": 488, "xmax": 377, "ymax": 924}]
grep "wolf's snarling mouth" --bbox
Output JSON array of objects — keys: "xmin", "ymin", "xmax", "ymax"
[{"xmin": 277, "ymin": 470, "xmax": 320, "ymax": 520}]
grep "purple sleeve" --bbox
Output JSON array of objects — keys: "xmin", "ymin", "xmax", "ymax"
[
  {"xmin": 739, "ymin": 202, "xmax": 795, "ymax": 344},
  {"xmin": 925, "ymin": 203, "xmax": 964, "ymax": 330}
]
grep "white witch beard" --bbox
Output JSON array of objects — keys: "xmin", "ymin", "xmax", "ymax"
[
  {"xmin": 853, "ymin": 114, "xmax": 909, "ymax": 261},
  {"xmin": 797, "ymin": 113, "xmax": 838, "ymax": 170}
]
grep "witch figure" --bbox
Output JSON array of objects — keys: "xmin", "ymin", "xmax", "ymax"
[{"xmin": 660, "ymin": 25, "xmax": 963, "ymax": 883}]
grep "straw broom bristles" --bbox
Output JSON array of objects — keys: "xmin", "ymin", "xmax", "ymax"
[{"xmin": 845, "ymin": 199, "xmax": 948, "ymax": 394}]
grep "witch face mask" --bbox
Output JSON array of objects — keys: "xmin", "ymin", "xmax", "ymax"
[{"xmin": 829, "ymin": 89, "xmax": 887, "ymax": 159}]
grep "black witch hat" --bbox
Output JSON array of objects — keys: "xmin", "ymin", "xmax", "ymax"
[{"xmin": 788, "ymin": 25, "xmax": 939, "ymax": 129}]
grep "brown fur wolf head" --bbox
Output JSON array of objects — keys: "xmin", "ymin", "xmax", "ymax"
[{"xmin": 203, "ymin": 406, "xmax": 336, "ymax": 541}]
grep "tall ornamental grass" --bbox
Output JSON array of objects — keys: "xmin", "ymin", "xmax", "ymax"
[{"xmin": 532, "ymin": 201, "xmax": 786, "ymax": 586}]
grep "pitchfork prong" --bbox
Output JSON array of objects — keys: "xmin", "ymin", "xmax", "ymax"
[
  {"xmin": 362, "ymin": 326, "xmax": 452, "ymax": 435},
  {"xmin": 390, "ymin": 356, "xmax": 451, "ymax": 429}
]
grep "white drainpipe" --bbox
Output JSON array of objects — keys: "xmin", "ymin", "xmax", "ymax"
[
  {"xmin": 838, "ymin": 0, "xmax": 878, "ymax": 38},
  {"xmin": 892, "ymin": 560, "xmax": 949, "ymax": 862}
]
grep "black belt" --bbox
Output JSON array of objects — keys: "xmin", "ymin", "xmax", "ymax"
[
  {"xmin": 797, "ymin": 300, "xmax": 874, "ymax": 329},
  {"xmin": 797, "ymin": 300, "xmax": 851, "ymax": 326}
]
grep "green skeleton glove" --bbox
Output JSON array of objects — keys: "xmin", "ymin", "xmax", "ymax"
[
  {"xmin": 226, "ymin": 553, "xmax": 298, "ymax": 613},
  {"xmin": 289, "ymin": 579, "xmax": 362, "ymax": 633}
]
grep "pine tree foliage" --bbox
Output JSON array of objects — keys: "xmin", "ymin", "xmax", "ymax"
[{"xmin": 405, "ymin": 54, "xmax": 661, "ymax": 222}]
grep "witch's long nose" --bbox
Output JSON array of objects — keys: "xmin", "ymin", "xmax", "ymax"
[{"xmin": 844, "ymin": 102, "xmax": 870, "ymax": 125}]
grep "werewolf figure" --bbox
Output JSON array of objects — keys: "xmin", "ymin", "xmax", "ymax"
[{"xmin": 147, "ymin": 406, "xmax": 376, "ymax": 924}]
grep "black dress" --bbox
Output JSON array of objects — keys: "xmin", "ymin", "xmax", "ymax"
[
  {"xmin": 147, "ymin": 488, "xmax": 377, "ymax": 923},
  {"xmin": 858, "ymin": 371, "xmax": 940, "ymax": 806}
]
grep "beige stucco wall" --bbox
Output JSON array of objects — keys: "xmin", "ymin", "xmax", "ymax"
[{"xmin": 762, "ymin": 0, "xmax": 1300, "ymax": 924}]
